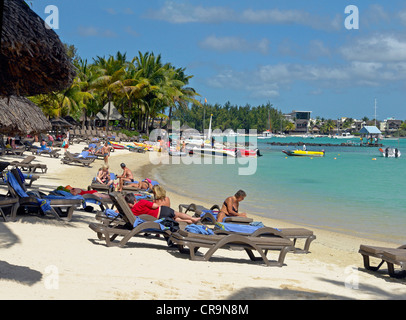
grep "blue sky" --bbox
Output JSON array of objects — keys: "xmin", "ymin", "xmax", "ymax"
[{"xmin": 30, "ymin": 0, "xmax": 406, "ymax": 120}]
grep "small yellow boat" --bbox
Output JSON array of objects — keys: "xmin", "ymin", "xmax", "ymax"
[{"xmin": 282, "ymin": 149, "xmax": 325, "ymax": 157}]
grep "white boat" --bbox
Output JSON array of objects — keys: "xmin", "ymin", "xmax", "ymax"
[
  {"xmin": 187, "ymin": 146, "xmax": 237, "ymax": 157},
  {"xmin": 332, "ymin": 132, "xmax": 355, "ymax": 139},
  {"xmin": 258, "ymin": 130, "xmax": 273, "ymax": 139},
  {"xmin": 379, "ymin": 147, "xmax": 401, "ymax": 158}
]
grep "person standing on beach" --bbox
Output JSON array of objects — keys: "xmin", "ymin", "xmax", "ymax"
[
  {"xmin": 117, "ymin": 163, "xmax": 134, "ymax": 191},
  {"xmin": 217, "ymin": 190, "xmax": 248, "ymax": 222},
  {"xmin": 101, "ymin": 142, "xmax": 111, "ymax": 165}
]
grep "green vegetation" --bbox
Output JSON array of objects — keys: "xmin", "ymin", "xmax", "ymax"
[
  {"xmin": 29, "ymin": 46, "xmax": 201, "ymax": 135},
  {"xmin": 172, "ymin": 101, "xmax": 290, "ymax": 133}
]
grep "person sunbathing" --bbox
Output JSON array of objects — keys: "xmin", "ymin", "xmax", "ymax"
[
  {"xmin": 152, "ymin": 185, "xmax": 170, "ymax": 207},
  {"xmin": 125, "ymin": 178, "xmax": 153, "ymax": 191},
  {"xmin": 62, "ymin": 185, "xmax": 111, "ymax": 199},
  {"xmin": 96, "ymin": 165, "xmax": 114, "ymax": 186},
  {"xmin": 117, "ymin": 163, "xmax": 134, "ymax": 191},
  {"xmin": 124, "ymin": 193, "xmax": 200, "ymax": 224},
  {"xmin": 216, "ymin": 189, "xmax": 248, "ymax": 222}
]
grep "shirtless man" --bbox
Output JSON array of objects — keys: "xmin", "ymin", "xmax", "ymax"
[
  {"xmin": 117, "ymin": 163, "xmax": 134, "ymax": 191},
  {"xmin": 216, "ymin": 189, "xmax": 248, "ymax": 222},
  {"xmin": 101, "ymin": 142, "xmax": 111, "ymax": 164}
]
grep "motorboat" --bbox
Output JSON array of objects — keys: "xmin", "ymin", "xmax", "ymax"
[
  {"xmin": 379, "ymin": 147, "xmax": 401, "ymax": 158},
  {"xmin": 187, "ymin": 146, "xmax": 237, "ymax": 157},
  {"xmin": 258, "ymin": 130, "xmax": 273, "ymax": 139},
  {"xmin": 282, "ymin": 149, "xmax": 325, "ymax": 157},
  {"xmin": 332, "ymin": 132, "xmax": 355, "ymax": 139}
]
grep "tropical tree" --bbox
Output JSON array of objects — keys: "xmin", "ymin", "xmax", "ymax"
[{"xmin": 91, "ymin": 52, "xmax": 128, "ymax": 130}]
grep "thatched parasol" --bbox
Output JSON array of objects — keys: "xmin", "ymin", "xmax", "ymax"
[
  {"xmin": 0, "ymin": 96, "xmax": 51, "ymax": 135},
  {"xmin": 0, "ymin": 0, "xmax": 75, "ymax": 96},
  {"xmin": 50, "ymin": 117, "xmax": 72, "ymax": 128}
]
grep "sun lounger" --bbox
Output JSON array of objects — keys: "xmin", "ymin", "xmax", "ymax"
[
  {"xmin": 359, "ymin": 244, "xmax": 406, "ymax": 278},
  {"xmin": 5, "ymin": 168, "xmax": 82, "ymax": 221},
  {"xmin": 169, "ymin": 228, "xmax": 294, "ymax": 267},
  {"xmin": 0, "ymin": 196, "xmax": 19, "ymax": 222},
  {"xmin": 32, "ymin": 148, "xmax": 60, "ymax": 158},
  {"xmin": 88, "ymin": 192, "xmax": 173, "ymax": 247},
  {"xmin": 381, "ymin": 249, "xmax": 406, "ymax": 278},
  {"xmin": 5, "ymin": 146, "xmax": 25, "ymax": 156},
  {"xmin": 9, "ymin": 155, "xmax": 35, "ymax": 167},
  {"xmin": 61, "ymin": 151, "xmax": 95, "ymax": 167},
  {"xmin": 179, "ymin": 203, "xmax": 254, "ymax": 224},
  {"xmin": 213, "ymin": 222, "xmax": 316, "ymax": 254},
  {"xmin": 9, "ymin": 155, "xmax": 47, "ymax": 173}
]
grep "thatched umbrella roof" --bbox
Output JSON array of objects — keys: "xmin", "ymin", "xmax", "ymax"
[
  {"xmin": 0, "ymin": 0, "xmax": 75, "ymax": 96},
  {"xmin": 50, "ymin": 117, "xmax": 72, "ymax": 128},
  {"xmin": 0, "ymin": 96, "xmax": 51, "ymax": 135}
]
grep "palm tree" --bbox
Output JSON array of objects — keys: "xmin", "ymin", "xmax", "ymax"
[{"xmin": 92, "ymin": 52, "xmax": 127, "ymax": 131}]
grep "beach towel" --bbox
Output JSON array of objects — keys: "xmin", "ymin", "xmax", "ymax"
[
  {"xmin": 185, "ymin": 224, "xmax": 214, "ymax": 235},
  {"xmin": 104, "ymin": 208, "xmax": 119, "ymax": 218},
  {"xmin": 132, "ymin": 216, "xmax": 174, "ymax": 231},
  {"xmin": 5, "ymin": 171, "xmax": 52, "ymax": 213},
  {"xmin": 215, "ymin": 222, "xmax": 281, "ymax": 234},
  {"xmin": 76, "ymin": 151, "xmax": 96, "ymax": 159},
  {"xmin": 47, "ymin": 190, "xmax": 87, "ymax": 208}
]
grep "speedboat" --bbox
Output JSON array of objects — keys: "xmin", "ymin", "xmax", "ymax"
[
  {"xmin": 188, "ymin": 146, "xmax": 237, "ymax": 157},
  {"xmin": 282, "ymin": 149, "xmax": 325, "ymax": 157},
  {"xmin": 379, "ymin": 147, "xmax": 401, "ymax": 158}
]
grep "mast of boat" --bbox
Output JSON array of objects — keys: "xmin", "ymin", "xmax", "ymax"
[
  {"xmin": 207, "ymin": 113, "xmax": 213, "ymax": 141},
  {"xmin": 268, "ymin": 109, "xmax": 272, "ymax": 132},
  {"xmin": 374, "ymin": 98, "xmax": 377, "ymax": 127}
]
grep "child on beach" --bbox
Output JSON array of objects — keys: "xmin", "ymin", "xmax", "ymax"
[{"xmin": 124, "ymin": 193, "xmax": 200, "ymax": 224}]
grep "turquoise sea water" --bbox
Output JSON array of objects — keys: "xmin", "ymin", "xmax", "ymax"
[{"xmin": 150, "ymin": 137, "xmax": 406, "ymax": 243}]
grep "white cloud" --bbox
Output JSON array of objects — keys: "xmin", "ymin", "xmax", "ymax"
[
  {"xmin": 147, "ymin": 2, "xmax": 234, "ymax": 23},
  {"xmin": 199, "ymin": 35, "xmax": 269, "ymax": 54},
  {"xmin": 207, "ymin": 58, "xmax": 406, "ymax": 98},
  {"xmin": 341, "ymin": 34, "xmax": 406, "ymax": 62},
  {"xmin": 147, "ymin": 1, "xmax": 340, "ymax": 30},
  {"xmin": 77, "ymin": 26, "xmax": 117, "ymax": 38}
]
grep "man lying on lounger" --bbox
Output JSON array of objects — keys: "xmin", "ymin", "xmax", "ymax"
[{"xmin": 124, "ymin": 193, "xmax": 200, "ymax": 224}]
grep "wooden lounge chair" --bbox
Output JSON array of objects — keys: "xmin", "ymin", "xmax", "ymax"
[
  {"xmin": 5, "ymin": 146, "xmax": 25, "ymax": 156},
  {"xmin": 32, "ymin": 148, "xmax": 60, "ymax": 158},
  {"xmin": 213, "ymin": 223, "xmax": 316, "ymax": 254},
  {"xmin": 5, "ymin": 168, "xmax": 82, "ymax": 221},
  {"xmin": 9, "ymin": 155, "xmax": 47, "ymax": 174},
  {"xmin": 0, "ymin": 196, "xmax": 19, "ymax": 222},
  {"xmin": 381, "ymin": 249, "xmax": 406, "ymax": 278},
  {"xmin": 359, "ymin": 244, "xmax": 406, "ymax": 278},
  {"xmin": 9, "ymin": 155, "xmax": 35, "ymax": 167},
  {"xmin": 88, "ymin": 192, "xmax": 172, "ymax": 247},
  {"xmin": 61, "ymin": 151, "xmax": 95, "ymax": 167},
  {"xmin": 179, "ymin": 203, "xmax": 254, "ymax": 224},
  {"xmin": 169, "ymin": 229, "xmax": 294, "ymax": 267},
  {"xmin": 0, "ymin": 161, "xmax": 39, "ymax": 187},
  {"xmin": 0, "ymin": 162, "xmax": 20, "ymax": 221}
]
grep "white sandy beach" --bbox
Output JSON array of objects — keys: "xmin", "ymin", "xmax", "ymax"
[{"xmin": 0, "ymin": 142, "xmax": 405, "ymax": 300}]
